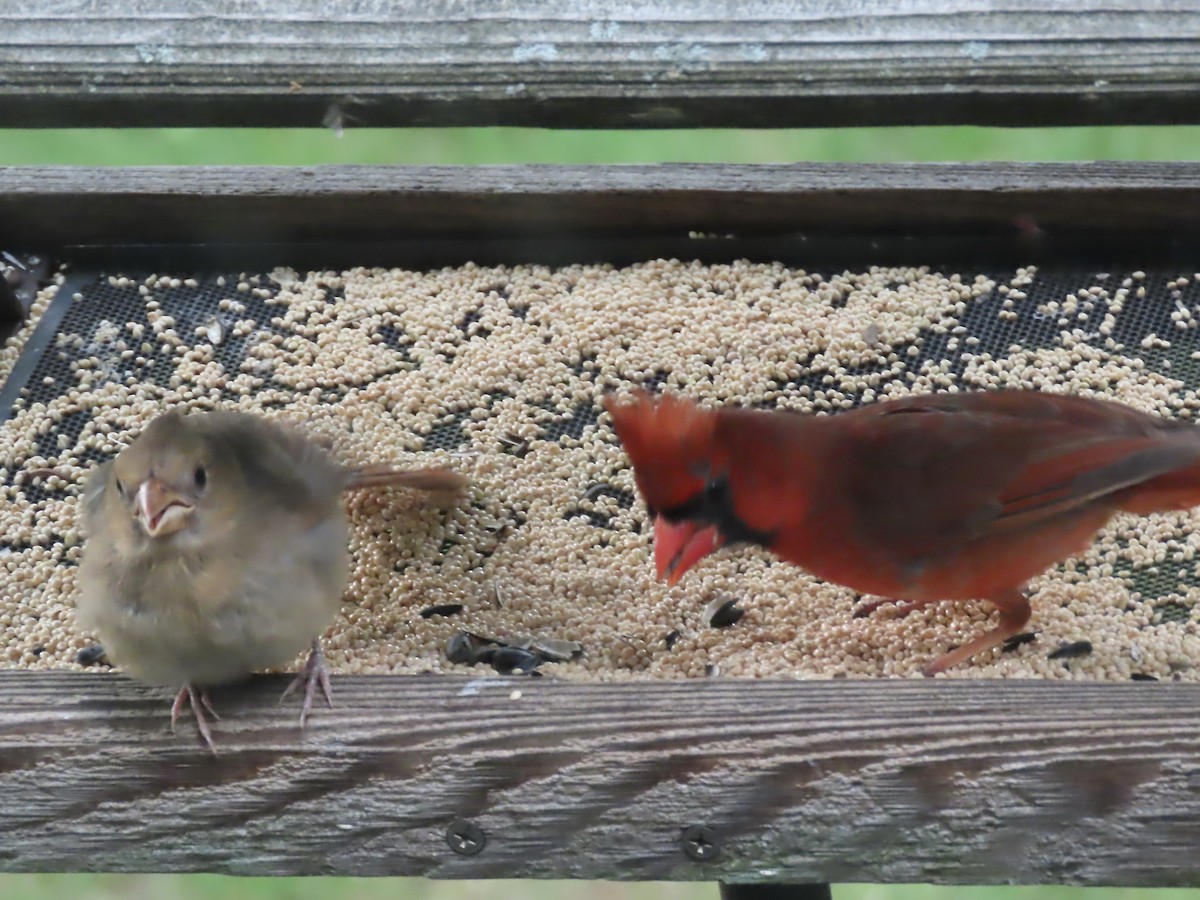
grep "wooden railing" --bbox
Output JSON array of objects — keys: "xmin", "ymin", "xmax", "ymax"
[{"xmin": 3, "ymin": 1, "xmax": 1200, "ymax": 889}]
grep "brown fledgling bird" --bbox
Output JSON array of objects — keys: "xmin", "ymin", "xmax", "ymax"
[
  {"xmin": 77, "ymin": 409, "xmax": 466, "ymax": 752},
  {"xmin": 605, "ymin": 389, "xmax": 1200, "ymax": 676}
]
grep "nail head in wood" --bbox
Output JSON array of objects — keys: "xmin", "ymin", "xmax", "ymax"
[
  {"xmin": 681, "ymin": 825, "xmax": 721, "ymax": 862},
  {"xmin": 445, "ymin": 820, "xmax": 486, "ymax": 856}
]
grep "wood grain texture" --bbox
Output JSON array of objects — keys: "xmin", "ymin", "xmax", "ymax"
[
  {"xmin": 1, "ymin": 673, "xmax": 1199, "ymax": 882},
  {"xmin": 4, "ymin": 162, "xmax": 1200, "ymax": 257},
  {"xmin": 3, "ymin": 1, "xmax": 1200, "ymax": 128}
]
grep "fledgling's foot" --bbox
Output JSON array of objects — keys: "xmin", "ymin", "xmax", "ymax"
[
  {"xmin": 280, "ymin": 638, "xmax": 333, "ymax": 727},
  {"xmin": 171, "ymin": 683, "xmax": 219, "ymax": 754}
]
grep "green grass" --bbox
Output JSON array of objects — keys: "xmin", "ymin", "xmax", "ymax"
[
  {"xmin": 4, "ymin": 125, "xmax": 1200, "ymax": 166},
  {"xmin": 2, "ymin": 878, "xmax": 1200, "ymax": 900}
]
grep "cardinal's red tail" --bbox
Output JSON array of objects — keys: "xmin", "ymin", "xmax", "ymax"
[{"xmin": 1119, "ymin": 463, "xmax": 1200, "ymax": 515}]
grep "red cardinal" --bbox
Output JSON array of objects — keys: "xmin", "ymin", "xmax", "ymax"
[{"xmin": 604, "ymin": 389, "xmax": 1200, "ymax": 675}]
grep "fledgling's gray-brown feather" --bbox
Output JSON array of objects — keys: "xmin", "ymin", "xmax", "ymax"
[
  {"xmin": 78, "ymin": 411, "xmax": 350, "ymax": 687},
  {"xmin": 77, "ymin": 410, "xmax": 465, "ymax": 690}
]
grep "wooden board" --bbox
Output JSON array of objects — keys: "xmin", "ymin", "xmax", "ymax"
[
  {"xmin": 4, "ymin": 159, "xmax": 1200, "ymax": 884},
  {"xmin": 3, "ymin": 1, "xmax": 1200, "ymax": 128},
  {"xmin": 1, "ymin": 672, "xmax": 1199, "ymax": 883},
  {"xmin": 4, "ymin": 162, "xmax": 1200, "ymax": 268}
]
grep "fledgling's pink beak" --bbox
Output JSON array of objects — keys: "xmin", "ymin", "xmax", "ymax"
[
  {"xmin": 654, "ymin": 518, "xmax": 723, "ymax": 586},
  {"xmin": 135, "ymin": 478, "xmax": 194, "ymax": 537}
]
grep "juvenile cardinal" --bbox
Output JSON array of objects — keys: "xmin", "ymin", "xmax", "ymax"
[
  {"xmin": 78, "ymin": 409, "xmax": 466, "ymax": 752},
  {"xmin": 604, "ymin": 389, "xmax": 1200, "ymax": 675}
]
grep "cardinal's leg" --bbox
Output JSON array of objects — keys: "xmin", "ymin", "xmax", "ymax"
[
  {"xmin": 280, "ymin": 638, "xmax": 333, "ymax": 727},
  {"xmin": 171, "ymin": 683, "xmax": 219, "ymax": 754},
  {"xmin": 853, "ymin": 595, "xmax": 928, "ymax": 619},
  {"xmin": 922, "ymin": 588, "xmax": 1031, "ymax": 677}
]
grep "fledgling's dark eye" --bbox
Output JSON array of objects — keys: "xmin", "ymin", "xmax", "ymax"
[
  {"xmin": 114, "ymin": 478, "xmax": 127, "ymax": 497},
  {"xmin": 193, "ymin": 466, "xmax": 207, "ymax": 491}
]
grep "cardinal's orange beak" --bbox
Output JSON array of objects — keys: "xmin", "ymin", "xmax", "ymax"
[
  {"xmin": 654, "ymin": 518, "xmax": 722, "ymax": 586},
  {"xmin": 135, "ymin": 478, "xmax": 194, "ymax": 538}
]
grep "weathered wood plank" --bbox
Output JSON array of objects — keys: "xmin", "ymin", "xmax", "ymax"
[
  {"xmin": 3, "ymin": 162, "xmax": 1200, "ymax": 258},
  {"xmin": 1, "ymin": 672, "xmax": 1199, "ymax": 884},
  {"xmin": 3, "ymin": 1, "xmax": 1200, "ymax": 128}
]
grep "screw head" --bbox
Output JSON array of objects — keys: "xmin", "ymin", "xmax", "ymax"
[
  {"xmin": 445, "ymin": 819, "xmax": 486, "ymax": 856},
  {"xmin": 681, "ymin": 825, "xmax": 720, "ymax": 861}
]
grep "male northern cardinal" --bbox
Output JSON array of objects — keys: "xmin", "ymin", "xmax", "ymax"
[
  {"xmin": 604, "ymin": 389, "xmax": 1200, "ymax": 675},
  {"xmin": 77, "ymin": 410, "xmax": 466, "ymax": 751}
]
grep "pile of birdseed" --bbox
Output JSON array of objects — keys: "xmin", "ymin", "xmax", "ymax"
[{"xmin": 1, "ymin": 260, "xmax": 1198, "ymax": 682}]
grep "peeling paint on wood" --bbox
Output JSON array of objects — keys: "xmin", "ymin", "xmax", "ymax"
[{"xmin": 2, "ymin": 1, "xmax": 1200, "ymax": 127}]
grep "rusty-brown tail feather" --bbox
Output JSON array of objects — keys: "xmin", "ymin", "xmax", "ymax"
[{"xmin": 343, "ymin": 464, "xmax": 468, "ymax": 494}]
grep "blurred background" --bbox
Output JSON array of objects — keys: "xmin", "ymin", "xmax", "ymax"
[
  {"xmin": 4, "ymin": 873, "xmax": 1200, "ymax": 900},
  {"xmin": 5, "ymin": 125, "xmax": 1200, "ymax": 165},
  {"xmin": 3, "ymin": 124, "xmax": 1198, "ymax": 898}
]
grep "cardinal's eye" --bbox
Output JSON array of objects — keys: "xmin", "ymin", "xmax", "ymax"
[
  {"xmin": 193, "ymin": 466, "xmax": 207, "ymax": 491},
  {"xmin": 704, "ymin": 474, "xmax": 730, "ymax": 505}
]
